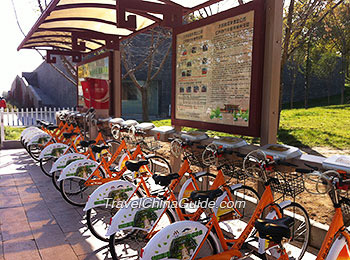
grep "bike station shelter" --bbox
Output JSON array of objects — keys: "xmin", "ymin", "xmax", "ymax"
[{"xmin": 18, "ymin": 0, "xmax": 283, "ymax": 145}]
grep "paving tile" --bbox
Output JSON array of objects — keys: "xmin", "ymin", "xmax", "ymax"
[
  {"xmin": 53, "ymin": 211, "xmax": 85, "ymax": 233},
  {"xmin": 26, "ymin": 208, "xmax": 57, "ymax": 229},
  {"xmin": 0, "ymin": 194, "xmax": 22, "ymax": 209},
  {"xmin": 0, "ymin": 241, "xmax": 3, "ymax": 259},
  {"xmin": 0, "ymin": 176, "xmax": 16, "ymax": 187},
  {"xmin": 1, "ymin": 220, "xmax": 33, "ymax": 241},
  {"xmin": 77, "ymin": 249, "xmax": 112, "ymax": 260},
  {"xmin": 3, "ymin": 238, "xmax": 41, "ymax": 260},
  {"xmin": 65, "ymin": 230, "xmax": 109, "ymax": 257},
  {"xmin": 33, "ymin": 224, "xmax": 77, "ymax": 260},
  {"xmin": 0, "ymin": 207, "xmax": 27, "ymax": 225},
  {"xmin": 0, "ymin": 186, "xmax": 19, "ymax": 196},
  {"xmin": 37, "ymin": 183, "xmax": 58, "ymax": 195},
  {"xmin": 13, "ymin": 174, "xmax": 34, "ymax": 185},
  {"xmin": 41, "ymin": 191, "xmax": 63, "ymax": 203},
  {"xmin": 46, "ymin": 200, "xmax": 77, "ymax": 215}
]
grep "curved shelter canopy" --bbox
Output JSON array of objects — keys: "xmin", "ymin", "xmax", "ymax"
[{"xmin": 18, "ymin": 0, "xmax": 227, "ymax": 53}]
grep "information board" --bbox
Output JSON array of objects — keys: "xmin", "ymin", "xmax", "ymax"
[{"xmin": 172, "ymin": 2, "xmax": 265, "ymax": 137}]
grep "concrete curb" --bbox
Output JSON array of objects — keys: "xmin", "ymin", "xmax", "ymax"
[{"xmin": 1, "ymin": 140, "xmax": 22, "ymax": 149}]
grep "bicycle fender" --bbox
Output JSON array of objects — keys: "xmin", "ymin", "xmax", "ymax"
[
  {"xmin": 23, "ymin": 129, "xmax": 44, "ymax": 142},
  {"xmin": 117, "ymin": 153, "xmax": 131, "ymax": 172},
  {"xmin": 140, "ymin": 220, "xmax": 209, "ymax": 260},
  {"xmin": 58, "ymin": 159, "xmax": 99, "ymax": 182},
  {"xmin": 326, "ymin": 235, "xmax": 350, "ymax": 259},
  {"xmin": 105, "ymin": 197, "xmax": 167, "ymax": 236},
  {"xmin": 21, "ymin": 127, "xmax": 39, "ymax": 138},
  {"xmin": 27, "ymin": 133, "xmax": 51, "ymax": 146},
  {"xmin": 83, "ymin": 180, "xmax": 137, "ymax": 211},
  {"xmin": 38, "ymin": 143, "xmax": 69, "ymax": 160},
  {"xmin": 50, "ymin": 153, "xmax": 86, "ymax": 173},
  {"xmin": 178, "ymin": 178, "xmax": 197, "ymax": 204},
  {"xmin": 258, "ymin": 200, "xmax": 292, "ymax": 254},
  {"xmin": 213, "ymin": 191, "xmax": 241, "ymax": 220}
]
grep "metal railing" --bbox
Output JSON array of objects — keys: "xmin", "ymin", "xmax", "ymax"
[{"xmin": 0, "ymin": 107, "xmax": 74, "ymax": 143}]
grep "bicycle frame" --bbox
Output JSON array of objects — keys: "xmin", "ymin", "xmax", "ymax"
[
  {"xmin": 83, "ymin": 140, "xmax": 143, "ymax": 186},
  {"xmin": 106, "ymin": 161, "xmax": 228, "ymax": 239},
  {"xmin": 197, "ymin": 184, "xmax": 282, "ymax": 259},
  {"xmin": 146, "ymin": 174, "xmax": 227, "ymax": 241}
]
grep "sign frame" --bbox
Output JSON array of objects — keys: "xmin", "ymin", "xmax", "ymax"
[{"xmin": 171, "ymin": 0, "xmax": 265, "ymax": 137}]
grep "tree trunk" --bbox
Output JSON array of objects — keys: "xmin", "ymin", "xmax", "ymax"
[
  {"xmin": 290, "ymin": 64, "xmax": 297, "ymax": 109},
  {"xmin": 141, "ymin": 87, "xmax": 149, "ymax": 121},
  {"xmin": 327, "ymin": 78, "xmax": 331, "ymax": 105},
  {"xmin": 341, "ymin": 53, "xmax": 346, "ymax": 104},
  {"xmin": 304, "ymin": 38, "xmax": 311, "ymax": 109}
]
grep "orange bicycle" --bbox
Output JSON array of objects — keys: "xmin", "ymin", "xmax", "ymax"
[{"xmin": 140, "ymin": 149, "xmax": 310, "ymax": 260}]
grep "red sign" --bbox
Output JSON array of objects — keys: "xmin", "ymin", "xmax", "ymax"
[{"xmin": 81, "ymin": 78, "xmax": 109, "ymax": 109}]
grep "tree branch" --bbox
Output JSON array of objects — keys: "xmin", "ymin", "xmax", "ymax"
[{"xmin": 151, "ymin": 42, "xmax": 172, "ymax": 81}]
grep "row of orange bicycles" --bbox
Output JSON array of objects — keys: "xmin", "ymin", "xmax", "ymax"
[{"xmin": 21, "ymin": 108, "xmax": 350, "ymax": 259}]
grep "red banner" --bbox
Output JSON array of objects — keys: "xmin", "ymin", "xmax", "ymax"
[{"xmin": 81, "ymin": 78, "xmax": 109, "ymax": 109}]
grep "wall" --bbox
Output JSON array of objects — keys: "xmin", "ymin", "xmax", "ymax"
[
  {"xmin": 9, "ymin": 76, "xmax": 42, "ymax": 108},
  {"xmin": 31, "ymin": 57, "xmax": 77, "ymax": 107},
  {"xmin": 281, "ymin": 61, "xmax": 344, "ymax": 105}
]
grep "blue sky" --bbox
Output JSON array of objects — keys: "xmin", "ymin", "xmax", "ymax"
[{"xmin": 0, "ymin": 0, "xmax": 44, "ymax": 94}]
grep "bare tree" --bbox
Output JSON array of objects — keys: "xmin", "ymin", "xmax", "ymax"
[{"xmin": 121, "ymin": 27, "xmax": 172, "ymax": 121}]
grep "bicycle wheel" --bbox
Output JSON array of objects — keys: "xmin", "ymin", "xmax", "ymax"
[
  {"xmin": 264, "ymin": 202, "xmax": 310, "ymax": 260},
  {"xmin": 39, "ymin": 157, "xmax": 56, "ymax": 177},
  {"xmin": 51, "ymin": 170, "xmax": 61, "ymax": 191},
  {"xmin": 86, "ymin": 191, "xmax": 142, "ymax": 242},
  {"xmin": 28, "ymin": 144, "xmax": 42, "ymax": 161},
  {"xmin": 108, "ymin": 210, "xmax": 176, "ymax": 260},
  {"xmin": 220, "ymin": 185, "xmax": 260, "ymax": 239},
  {"xmin": 147, "ymin": 155, "xmax": 171, "ymax": 175},
  {"xmin": 60, "ymin": 168, "xmax": 105, "ymax": 207}
]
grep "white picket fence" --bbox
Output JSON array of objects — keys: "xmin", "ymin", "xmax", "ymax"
[{"xmin": 0, "ymin": 107, "xmax": 74, "ymax": 143}]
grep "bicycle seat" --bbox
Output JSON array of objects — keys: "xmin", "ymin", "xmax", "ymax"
[
  {"xmin": 80, "ymin": 140, "xmax": 96, "ymax": 148},
  {"xmin": 63, "ymin": 132, "xmax": 78, "ymax": 139},
  {"xmin": 47, "ymin": 125, "xmax": 58, "ymax": 131},
  {"xmin": 91, "ymin": 144, "xmax": 109, "ymax": 153},
  {"xmin": 152, "ymin": 173, "xmax": 180, "ymax": 186},
  {"xmin": 254, "ymin": 217, "xmax": 294, "ymax": 244},
  {"xmin": 125, "ymin": 160, "xmax": 149, "ymax": 172},
  {"xmin": 97, "ymin": 117, "xmax": 112, "ymax": 124},
  {"xmin": 109, "ymin": 118, "xmax": 124, "ymax": 125},
  {"xmin": 41, "ymin": 121, "xmax": 51, "ymax": 127},
  {"xmin": 190, "ymin": 189, "xmax": 223, "ymax": 202}
]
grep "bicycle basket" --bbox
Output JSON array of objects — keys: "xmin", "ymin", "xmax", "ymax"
[
  {"xmin": 220, "ymin": 160, "xmax": 248, "ymax": 180},
  {"xmin": 270, "ymin": 172, "xmax": 304, "ymax": 197},
  {"xmin": 340, "ymin": 196, "xmax": 350, "ymax": 215},
  {"xmin": 184, "ymin": 149, "xmax": 206, "ymax": 168}
]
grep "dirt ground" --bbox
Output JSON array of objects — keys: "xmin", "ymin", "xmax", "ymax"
[{"xmin": 153, "ymin": 141, "xmax": 350, "ymax": 226}]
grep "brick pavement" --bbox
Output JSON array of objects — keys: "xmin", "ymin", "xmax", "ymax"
[{"xmin": 0, "ymin": 149, "xmax": 111, "ymax": 260}]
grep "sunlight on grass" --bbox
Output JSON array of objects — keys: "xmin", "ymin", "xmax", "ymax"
[
  {"xmin": 4, "ymin": 127, "xmax": 24, "ymax": 140},
  {"xmin": 153, "ymin": 104, "xmax": 350, "ymax": 149}
]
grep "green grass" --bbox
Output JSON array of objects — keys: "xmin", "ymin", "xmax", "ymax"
[
  {"xmin": 4, "ymin": 127, "xmax": 24, "ymax": 140},
  {"xmin": 278, "ymin": 104, "xmax": 350, "ymax": 149},
  {"xmin": 153, "ymin": 104, "xmax": 350, "ymax": 149}
]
